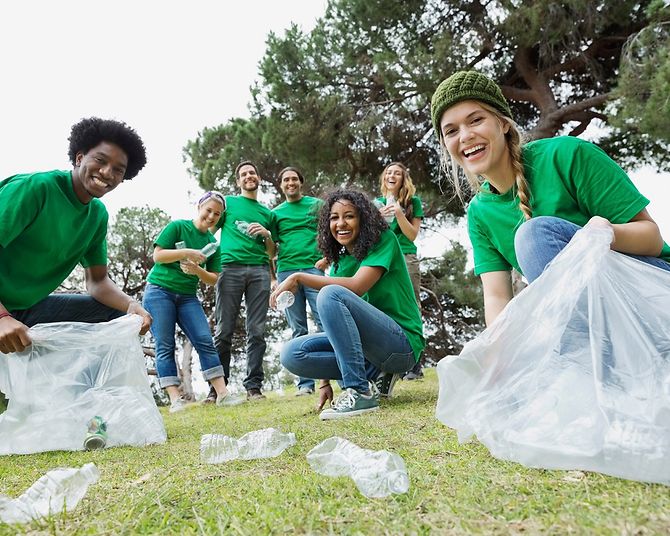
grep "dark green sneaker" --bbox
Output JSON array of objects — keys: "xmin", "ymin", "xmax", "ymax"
[
  {"xmin": 374, "ymin": 372, "xmax": 402, "ymax": 399},
  {"xmin": 319, "ymin": 388, "xmax": 379, "ymax": 420}
]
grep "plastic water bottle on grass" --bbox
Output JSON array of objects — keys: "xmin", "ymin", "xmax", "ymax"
[
  {"xmin": 306, "ymin": 436, "xmax": 409, "ymax": 498},
  {"xmin": 200, "ymin": 428, "xmax": 296, "ymax": 464},
  {"xmin": 0, "ymin": 463, "xmax": 99, "ymax": 524}
]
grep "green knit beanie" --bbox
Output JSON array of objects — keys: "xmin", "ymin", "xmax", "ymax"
[{"xmin": 431, "ymin": 71, "xmax": 512, "ymax": 139}]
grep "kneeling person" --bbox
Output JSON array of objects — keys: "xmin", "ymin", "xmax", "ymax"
[{"xmin": 0, "ymin": 117, "xmax": 152, "ymax": 355}]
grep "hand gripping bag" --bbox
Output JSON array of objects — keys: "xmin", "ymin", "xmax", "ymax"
[
  {"xmin": 0, "ymin": 315, "xmax": 166, "ymax": 454},
  {"xmin": 436, "ymin": 225, "xmax": 670, "ymax": 484}
]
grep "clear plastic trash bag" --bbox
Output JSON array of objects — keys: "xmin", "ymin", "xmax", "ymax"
[
  {"xmin": 436, "ymin": 225, "xmax": 670, "ymax": 485},
  {"xmin": 0, "ymin": 315, "xmax": 166, "ymax": 455}
]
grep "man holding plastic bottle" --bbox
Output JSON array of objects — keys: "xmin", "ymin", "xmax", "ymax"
[
  {"xmin": 272, "ymin": 167, "xmax": 327, "ymax": 396},
  {"xmin": 0, "ymin": 117, "xmax": 152, "ymax": 356},
  {"xmin": 209, "ymin": 161, "xmax": 277, "ymax": 402}
]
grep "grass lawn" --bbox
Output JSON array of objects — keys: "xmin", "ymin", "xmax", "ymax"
[{"xmin": 1, "ymin": 369, "xmax": 668, "ymax": 535}]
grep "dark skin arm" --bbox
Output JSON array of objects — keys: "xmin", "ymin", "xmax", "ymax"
[
  {"xmin": 0, "ymin": 266, "xmax": 151, "ymax": 353},
  {"xmin": 85, "ymin": 265, "xmax": 152, "ymax": 334}
]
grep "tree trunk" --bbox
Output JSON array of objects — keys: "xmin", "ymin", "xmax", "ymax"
[{"xmin": 180, "ymin": 340, "xmax": 195, "ymax": 401}]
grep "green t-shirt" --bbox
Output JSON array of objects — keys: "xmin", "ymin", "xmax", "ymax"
[
  {"xmin": 273, "ymin": 196, "xmax": 323, "ymax": 272},
  {"xmin": 147, "ymin": 219, "xmax": 221, "ymax": 295},
  {"xmin": 375, "ymin": 195, "xmax": 424, "ymax": 255},
  {"xmin": 332, "ymin": 230, "xmax": 425, "ymax": 362},
  {"xmin": 467, "ymin": 136, "xmax": 670, "ymax": 275},
  {"xmin": 215, "ymin": 196, "xmax": 277, "ymax": 265},
  {"xmin": 0, "ymin": 170, "xmax": 108, "ymax": 311}
]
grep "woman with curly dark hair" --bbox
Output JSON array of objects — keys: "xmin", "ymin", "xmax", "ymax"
[{"xmin": 271, "ymin": 189, "xmax": 425, "ymax": 419}]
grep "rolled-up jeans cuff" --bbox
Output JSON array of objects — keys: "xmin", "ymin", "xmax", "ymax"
[
  {"xmin": 201, "ymin": 365, "xmax": 225, "ymax": 382},
  {"xmin": 158, "ymin": 375, "xmax": 180, "ymax": 388}
]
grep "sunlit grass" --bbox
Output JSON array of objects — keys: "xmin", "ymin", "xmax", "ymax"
[{"xmin": 1, "ymin": 370, "xmax": 668, "ymax": 534}]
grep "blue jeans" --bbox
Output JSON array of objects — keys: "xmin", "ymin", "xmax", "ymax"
[
  {"xmin": 11, "ymin": 294, "xmax": 122, "ymax": 326},
  {"xmin": 515, "ymin": 216, "xmax": 670, "ymax": 283},
  {"xmin": 143, "ymin": 283, "xmax": 223, "ymax": 388},
  {"xmin": 280, "ymin": 285, "xmax": 416, "ymax": 393},
  {"xmin": 214, "ymin": 264, "xmax": 270, "ymax": 391},
  {"xmin": 278, "ymin": 267, "xmax": 324, "ymax": 391}
]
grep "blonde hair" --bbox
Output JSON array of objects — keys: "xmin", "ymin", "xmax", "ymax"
[
  {"xmin": 379, "ymin": 162, "xmax": 417, "ymax": 218},
  {"xmin": 438, "ymin": 103, "xmax": 532, "ymax": 220}
]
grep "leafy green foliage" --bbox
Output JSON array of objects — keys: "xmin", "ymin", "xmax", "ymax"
[
  {"xmin": 421, "ymin": 242, "xmax": 483, "ymax": 362},
  {"xmin": 613, "ymin": 3, "xmax": 670, "ymax": 151},
  {"xmin": 185, "ymin": 0, "xmax": 665, "ymax": 201},
  {"xmin": 106, "ymin": 206, "xmax": 171, "ymax": 297}
]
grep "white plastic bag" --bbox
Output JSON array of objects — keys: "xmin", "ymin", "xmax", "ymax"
[
  {"xmin": 436, "ymin": 225, "xmax": 670, "ymax": 485},
  {"xmin": 0, "ymin": 315, "xmax": 166, "ymax": 454}
]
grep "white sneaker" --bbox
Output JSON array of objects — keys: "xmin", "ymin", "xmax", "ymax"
[
  {"xmin": 169, "ymin": 395, "xmax": 196, "ymax": 413},
  {"xmin": 215, "ymin": 392, "xmax": 246, "ymax": 407}
]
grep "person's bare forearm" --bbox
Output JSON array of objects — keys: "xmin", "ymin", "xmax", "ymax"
[{"xmin": 611, "ymin": 220, "xmax": 664, "ymax": 256}]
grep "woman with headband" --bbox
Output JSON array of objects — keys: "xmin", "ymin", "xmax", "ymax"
[{"xmin": 143, "ymin": 191, "xmax": 233, "ymax": 412}]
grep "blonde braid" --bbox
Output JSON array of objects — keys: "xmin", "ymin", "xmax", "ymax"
[{"xmin": 506, "ymin": 125, "xmax": 532, "ymax": 220}]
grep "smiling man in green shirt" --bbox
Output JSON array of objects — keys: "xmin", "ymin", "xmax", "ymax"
[
  {"xmin": 272, "ymin": 166, "xmax": 326, "ymax": 396},
  {"xmin": 211, "ymin": 161, "xmax": 277, "ymax": 401},
  {"xmin": 0, "ymin": 117, "xmax": 152, "ymax": 355}
]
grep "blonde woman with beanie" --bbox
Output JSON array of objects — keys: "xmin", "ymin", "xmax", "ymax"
[{"xmin": 431, "ymin": 70, "xmax": 670, "ymax": 326}]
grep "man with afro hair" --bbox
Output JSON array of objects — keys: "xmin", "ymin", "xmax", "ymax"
[{"xmin": 0, "ymin": 117, "xmax": 152, "ymax": 354}]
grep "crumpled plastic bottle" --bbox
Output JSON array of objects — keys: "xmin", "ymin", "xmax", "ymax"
[
  {"xmin": 275, "ymin": 291, "xmax": 295, "ymax": 311},
  {"xmin": 200, "ymin": 428, "xmax": 296, "ymax": 464},
  {"xmin": 0, "ymin": 463, "xmax": 100, "ymax": 524},
  {"xmin": 306, "ymin": 437, "xmax": 409, "ymax": 498}
]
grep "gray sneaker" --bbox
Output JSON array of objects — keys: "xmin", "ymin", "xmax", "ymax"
[
  {"xmin": 374, "ymin": 372, "xmax": 402, "ymax": 399},
  {"xmin": 319, "ymin": 388, "xmax": 379, "ymax": 420},
  {"xmin": 169, "ymin": 395, "xmax": 196, "ymax": 414},
  {"xmin": 295, "ymin": 387, "xmax": 315, "ymax": 397},
  {"xmin": 215, "ymin": 392, "xmax": 246, "ymax": 407}
]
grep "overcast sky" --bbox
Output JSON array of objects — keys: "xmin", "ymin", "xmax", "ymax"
[{"xmin": 1, "ymin": 0, "xmax": 668, "ymax": 251}]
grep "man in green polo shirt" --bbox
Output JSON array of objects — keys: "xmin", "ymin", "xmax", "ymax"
[
  {"xmin": 211, "ymin": 161, "xmax": 277, "ymax": 401},
  {"xmin": 272, "ymin": 166, "xmax": 326, "ymax": 396},
  {"xmin": 0, "ymin": 117, "xmax": 152, "ymax": 355}
]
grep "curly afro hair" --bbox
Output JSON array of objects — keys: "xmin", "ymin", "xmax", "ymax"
[
  {"xmin": 317, "ymin": 189, "xmax": 388, "ymax": 269},
  {"xmin": 67, "ymin": 117, "xmax": 147, "ymax": 180}
]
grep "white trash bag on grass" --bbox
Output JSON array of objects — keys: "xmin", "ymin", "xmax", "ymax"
[
  {"xmin": 0, "ymin": 315, "xmax": 166, "ymax": 455},
  {"xmin": 436, "ymin": 225, "xmax": 670, "ymax": 485}
]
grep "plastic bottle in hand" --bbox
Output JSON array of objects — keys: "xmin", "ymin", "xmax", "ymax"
[
  {"xmin": 0, "ymin": 463, "xmax": 100, "ymax": 524},
  {"xmin": 200, "ymin": 242, "xmax": 219, "ymax": 259},
  {"xmin": 383, "ymin": 195, "xmax": 395, "ymax": 223},
  {"xmin": 200, "ymin": 428, "xmax": 296, "ymax": 464},
  {"xmin": 275, "ymin": 291, "xmax": 295, "ymax": 311}
]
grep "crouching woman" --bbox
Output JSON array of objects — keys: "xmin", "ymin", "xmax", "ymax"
[{"xmin": 271, "ymin": 189, "xmax": 425, "ymax": 420}]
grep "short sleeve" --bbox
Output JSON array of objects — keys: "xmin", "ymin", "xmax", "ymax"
[
  {"xmin": 468, "ymin": 208, "xmax": 512, "ymax": 276},
  {"xmin": 412, "ymin": 196, "xmax": 424, "ymax": 218},
  {"xmin": 154, "ymin": 221, "xmax": 179, "ymax": 249}
]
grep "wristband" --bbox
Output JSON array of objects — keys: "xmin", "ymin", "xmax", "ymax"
[
  {"xmin": 319, "ymin": 383, "xmax": 331, "ymax": 389},
  {"xmin": 0, "ymin": 312, "xmax": 14, "ymax": 321}
]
